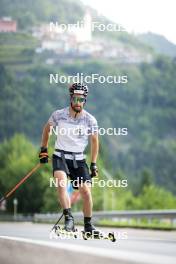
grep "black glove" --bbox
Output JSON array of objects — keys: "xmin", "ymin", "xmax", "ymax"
[
  {"xmin": 39, "ymin": 147, "xmax": 48, "ymax": 164},
  {"xmin": 90, "ymin": 162, "xmax": 98, "ymax": 178}
]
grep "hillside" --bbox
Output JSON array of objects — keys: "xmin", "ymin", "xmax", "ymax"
[
  {"xmin": 0, "ymin": 0, "xmax": 176, "ymax": 196},
  {"xmin": 0, "ymin": 0, "xmax": 152, "ymax": 59},
  {"xmin": 0, "ymin": 0, "xmax": 84, "ymax": 27},
  {"xmin": 1, "ymin": 55, "xmax": 176, "ymax": 194},
  {"xmin": 137, "ymin": 32, "xmax": 176, "ymax": 57}
]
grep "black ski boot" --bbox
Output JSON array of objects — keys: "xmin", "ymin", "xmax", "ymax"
[
  {"xmin": 84, "ymin": 217, "xmax": 101, "ymax": 238},
  {"xmin": 63, "ymin": 208, "xmax": 75, "ymax": 232}
]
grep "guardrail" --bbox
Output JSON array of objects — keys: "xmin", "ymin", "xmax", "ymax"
[
  {"xmin": 34, "ymin": 210, "xmax": 176, "ymax": 225},
  {"xmin": 0, "ymin": 214, "xmax": 33, "ymax": 222},
  {"xmin": 1, "ymin": 210, "xmax": 176, "ymax": 224}
]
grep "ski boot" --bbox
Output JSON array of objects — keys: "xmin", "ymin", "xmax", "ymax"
[
  {"xmin": 83, "ymin": 217, "xmax": 102, "ymax": 239},
  {"xmin": 63, "ymin": 208, "xmax": 75, "ymax": 232}
]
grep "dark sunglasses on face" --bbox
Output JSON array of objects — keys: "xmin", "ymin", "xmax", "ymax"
[{"xmin": 72, "ymin": 97, "xmax": 86, "ymax": 103}]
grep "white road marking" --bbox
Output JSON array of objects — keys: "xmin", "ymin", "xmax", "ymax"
[{"xmin": 0, "ymin": 235, "xmax": 176, "ymax": 264}]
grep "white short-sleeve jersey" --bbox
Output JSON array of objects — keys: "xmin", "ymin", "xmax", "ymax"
[{"xmin": 48, "ymin": 107, "xmax": 98, "ymax": 153}]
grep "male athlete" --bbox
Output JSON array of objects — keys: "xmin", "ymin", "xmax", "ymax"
[{"xmin": 39, "ymin": 83, "xmax": 99, "ymax": 234}]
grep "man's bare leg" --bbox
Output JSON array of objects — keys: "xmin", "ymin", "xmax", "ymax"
[
  {"xmin": 79, "ymin": 182, "xmax": 98, "ymax": 233},
  {"xmin": 79, "ymin": 182, "xmax": 93, "ymax": 217},
  {"xmin": 54, "ymin": 170, "xmax": 70, "ymax": 209},
  {"xmin": 54, "ymin": 171, "xmax": 74, "ymax": 231}
]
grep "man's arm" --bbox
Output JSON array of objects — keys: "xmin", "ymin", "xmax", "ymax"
[
  {"xmin": 40, "ymin": 122, "xmax": 51, "ymax": 148},
  {"xmin": 39, "ymin": 122, "xmax": 52, "ymax": 163},
  {"xmin": 90, "ymin": 133, "xmax": 99, "ymax": 177},
  {"xmin": 90, "ymin": 133, "xmax": 99, "ymax": 163}
]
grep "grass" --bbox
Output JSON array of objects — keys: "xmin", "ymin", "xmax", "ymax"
[
  {"xmin": 0, "ymin": 32, "xmax": 39, "ymax": 65},
  {"xmin": 97, "ymin": 219, "xmax": 176, "ymax": 230}
]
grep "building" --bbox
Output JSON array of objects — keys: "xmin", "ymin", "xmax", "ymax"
[
  {"xmin": 0, "ymin": 17, "xmax": 17, "ymax": 32},
  {"xmin": 37, "ymin": 11, "xmax": 92, "ymax": 43}
]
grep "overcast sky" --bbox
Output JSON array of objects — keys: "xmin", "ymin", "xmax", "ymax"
[{"xmin": 82, "ymin": 0, "xmax": 176, "ymax": 44}]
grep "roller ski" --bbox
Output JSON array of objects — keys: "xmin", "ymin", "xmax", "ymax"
[
  {"xmin": 82, "ymin": 217, "xmax": 116, "ymax": 242},
  {"xmin": 53, "ymin": 225, "xmax": 78, "ymax": 239},
  {"xmin": 50, "ymin": 213, "xmax": 116, "ymax": 242},
  {"xmin": 50, "ymin": 209, "xmax": 78, "ymax": 239},
  {"xmin": 82, "ymin": 230, "xmax": 116, "ymax": 242}
]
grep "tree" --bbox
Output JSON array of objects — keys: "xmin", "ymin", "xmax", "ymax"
[{"xmin": 0, "ymin": 134, "xmax": 50, "ymax": 213}]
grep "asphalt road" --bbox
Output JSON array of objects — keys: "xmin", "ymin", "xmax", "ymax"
[{"xmin": 0, "ymin": 222, "xmax": 176, "ymax": 264}]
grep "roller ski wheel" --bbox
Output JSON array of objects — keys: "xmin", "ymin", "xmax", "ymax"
[
  {"xmin": 82, "ymin": 230, "xmax": 116, "ymax": 242},
  {"xmin": 108, "ymin": 232, "xmax": 116, "ymax": 242},
  {"xmin": 54, "ymin": 225, "xmax": 78, "ymax": 238},
  {"xmin": 82, "ymin": 230, "xmax": 103, "ymax": 240}
]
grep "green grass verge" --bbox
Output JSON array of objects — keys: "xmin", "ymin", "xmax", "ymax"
[{"xmin": 97, "ymin": 219, "xmax": 176, "ymax": 230}]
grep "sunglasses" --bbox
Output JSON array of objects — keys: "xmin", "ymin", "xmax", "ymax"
[{"xmin": 72, "ymin": 97, "xmax": 86, "ymax": 103}]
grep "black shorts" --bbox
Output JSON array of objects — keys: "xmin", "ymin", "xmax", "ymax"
[{"xmin": 52, "ymin": 154, "xmax": 92, "ymax": 189}]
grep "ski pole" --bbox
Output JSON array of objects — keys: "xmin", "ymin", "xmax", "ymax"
[
  {"xmin": 50, "ymin": 213, "xmax": 64, "ymax": 232},
  {"xmin": 0, "ymin": 163, "xmax": 41, "ymax": 205}
]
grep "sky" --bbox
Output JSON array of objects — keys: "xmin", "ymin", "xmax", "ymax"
[{"xmin": 82, "ymin": 0, "xmax": 176, "ymax": 44}]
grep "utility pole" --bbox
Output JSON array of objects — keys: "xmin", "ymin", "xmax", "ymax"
[{"xmin": 13, "ymin": 198, "xmax": 18, "ymax": 220}]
